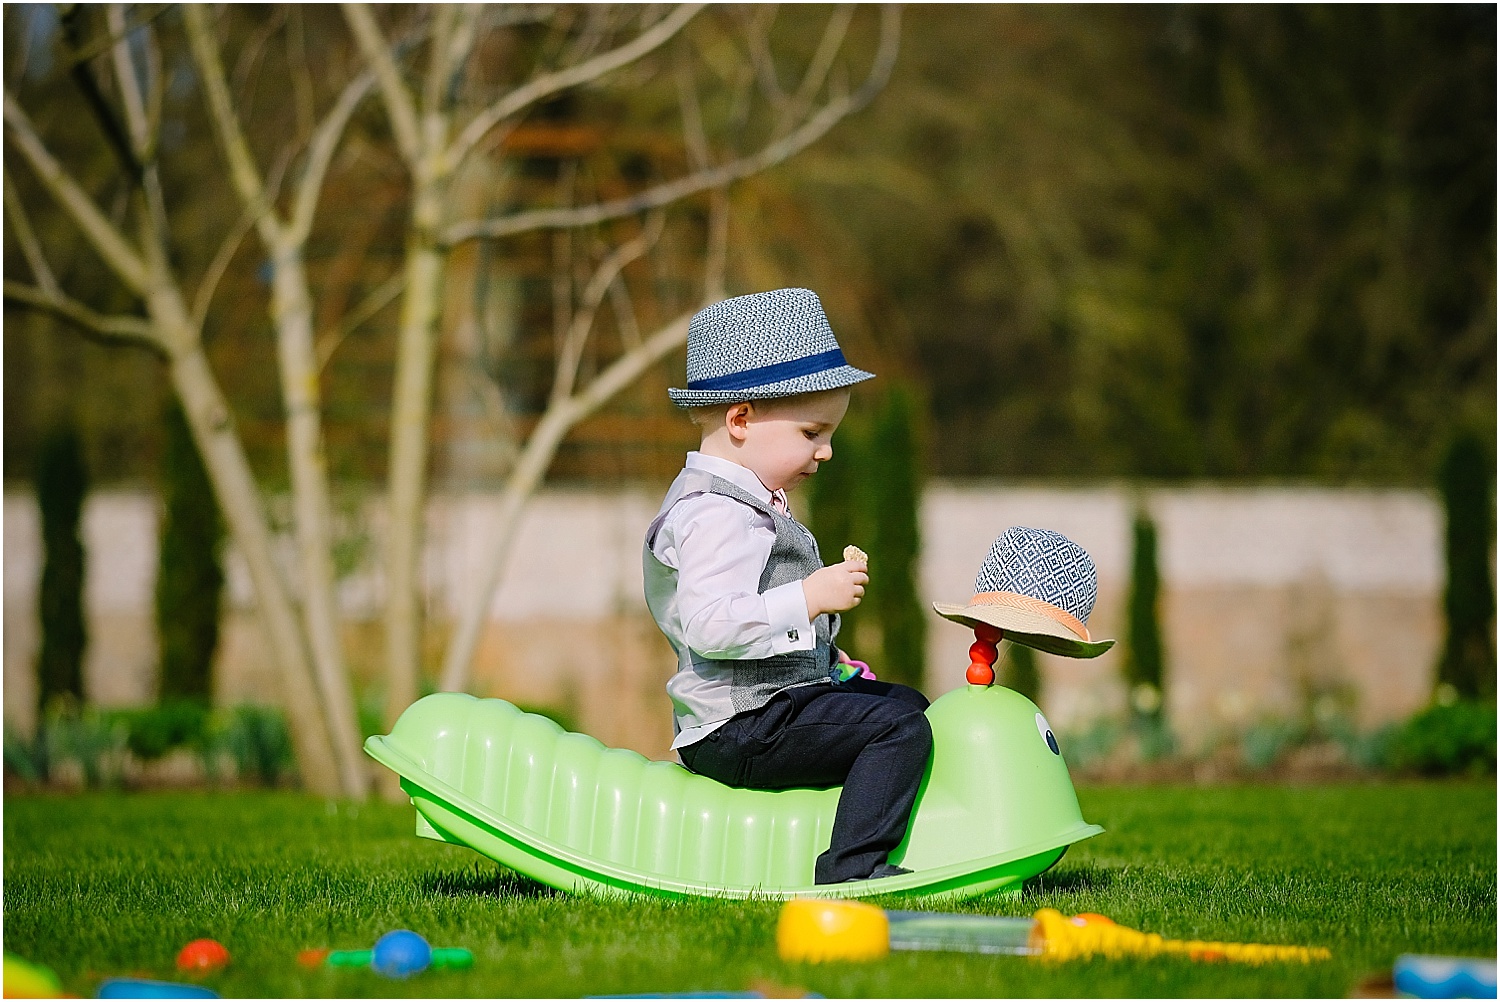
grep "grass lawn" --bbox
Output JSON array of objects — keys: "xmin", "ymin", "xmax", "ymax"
[{"xmin": 4, "ymin": 782, "xmax": 1494, "ymax": 998}]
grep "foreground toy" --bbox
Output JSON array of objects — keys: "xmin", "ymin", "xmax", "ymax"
[
  {"xmin": 776, "ymin": 900, "xmax": 1332, "ymax": 964},
  {"xmin": 174, "ymin": 940, "xmax": 229, "ymax": 974},
  {"xmin": 368, "ymin": 680, "xmax": 1101, "ymax": 900},
  {"xmin": 369, "ymin": 525, "xmax": 1115, "ymax": 899},
  {"xmin": 323, "ymin": 931, "xmax": 472, "ymax": 978},
  {"xmin": 4, "ymin": 952, "xmax": 64, "ymax": 998},
  {"xmin": 95, "ymin": 978, "xmax": 219, "ymax": 998},
  {"xmin": 1393, "ymin": 955, "xmax": 1497, "ymax": 998}
]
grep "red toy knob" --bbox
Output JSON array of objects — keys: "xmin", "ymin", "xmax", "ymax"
[
  {"xmin": 968, "ymin": 640, "xmax": 998, "ymax": 665},
  {"xmin": 974, "ymin": 623, "xmax": 1003, "ymax": 644},
  {"xmin": 177, "ymin": 939, "xmax": 231, "ymax": 973},
  {"xmin": 966, "ymin": 661, "xmax": 995, "ymax": 686}
]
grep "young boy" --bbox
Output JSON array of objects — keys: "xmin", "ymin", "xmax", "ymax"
[{"xmin": 642, "ymin": 288, "xmax": 932, "ymax": 884}]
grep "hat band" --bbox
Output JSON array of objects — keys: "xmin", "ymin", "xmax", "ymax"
[
  {"xmin": 687, "ymin": 348, "xmax": 847, "ymax": 392},
  {"xmin": 969, "ymin": 591, "xmax": 1091, "ymax": 641}
]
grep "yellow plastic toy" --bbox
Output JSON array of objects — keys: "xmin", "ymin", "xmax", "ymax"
[
  {"xmin": 776, "ymin": 899, "xmax": 890, "ymax": 963},
  {"xmin": 1030, "ymin": 909, "xmax": 1331, "ymax": 964},
  {"xmin": 3, "ymin": 951, "xmax": 65, "ymax": 998},
  {"xmin": 775, "ymin": 901, "xmax": 1331, "ymax": 965}
]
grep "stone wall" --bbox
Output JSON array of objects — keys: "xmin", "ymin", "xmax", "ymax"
[{"xmin": 4, "ymin": 485, "xmax": 1442, "ymax": 758}]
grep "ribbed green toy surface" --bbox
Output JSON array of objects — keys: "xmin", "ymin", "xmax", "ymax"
[{"xmin": 366, "ymin": 684, "xmax": 1103, "ymax": 899}]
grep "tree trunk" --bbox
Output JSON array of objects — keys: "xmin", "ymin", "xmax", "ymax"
[
  {"xmin": 268, "ymin": 243, "xmax": 369, "ymax": 796},
  {"xmin": 147, "ymin": 277, "xmax": 342, "ymax": 796},
  {"xmin": 383, "ymin": 187, "xmax": 448, "ymax": 726}
]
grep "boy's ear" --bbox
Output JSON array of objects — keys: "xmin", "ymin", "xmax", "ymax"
[{"xmin": 725, "ymin": 402, "xmax": 754, "ymax": 442}]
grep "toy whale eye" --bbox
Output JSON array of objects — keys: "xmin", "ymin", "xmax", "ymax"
[{"xmin": 1035, "ymin": 712, "xmax": 1060, "ymax": 756}]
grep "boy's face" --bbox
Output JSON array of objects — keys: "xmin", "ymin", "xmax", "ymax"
[{"xmin": 730, "ymin": 389, "xmax": 850, "ymax": 493}]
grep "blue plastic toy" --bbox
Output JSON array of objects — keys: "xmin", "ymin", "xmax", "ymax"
[
  {"xmin": 324, "ymin": 931, "xmax": 471, "ymax": 978},
  {"xmin": 96, "ymin": 978, "xmax": 220, "ymax": 999},
  {"xmin": 372, "ymin": 930, "xmax": 431, "ymax": 978},
  {"xmin": 1394, "ymin": 955, "xmax": 1497, "ymax": 999}
]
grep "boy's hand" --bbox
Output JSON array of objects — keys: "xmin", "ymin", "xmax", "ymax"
[{"xmin": 804, "ymin": 560, "xmax": 868, "ymax": 618}]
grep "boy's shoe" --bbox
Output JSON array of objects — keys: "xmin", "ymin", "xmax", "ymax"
[{"xmin": 844, "ymin": 864, "xmax": 912, "ymax": 882}]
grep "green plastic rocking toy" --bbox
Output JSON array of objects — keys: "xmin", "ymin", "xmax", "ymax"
[
  {"xmin": 366, "ymin": 525, "xmax": 1113, "ymax": 901},
  {"xmin": 367, "ymin": 673, "xmax": 1103, "ymax": 901}
]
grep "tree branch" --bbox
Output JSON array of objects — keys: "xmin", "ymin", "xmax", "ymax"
[
  {"xmin": 60, "ymin": 5, "xmax": 142, "ymax": 186},
  {"xmin": 316, "ymin": 271, "xmax": 405, "ymax": 371},
  {"xmin": 289, "ymin": 70, "xmax": 377, "ymax": 243},
  {"xmin": 3, "ymin": 165, "xmax": 60, "ymax": 296},
  {"xmin": 182, "ymin": 5, "xmax": 282, "ymax": 247},
  {"xmin": 4, "ymin": 279, "xmax": 164, "ymax": 356},
  {"xmin": 675, "ymin": 44, "xmax": 711, "ymax": 170},
  {"xmin": 107, "ymin": 4, "xmax": 153, "ymax": 158},
  {"xmin": 775, "ymin": 4, "xmax": 854, "ymax": 138},
  {"xmin": 737, "ymin": 5, "xmax": 787, "ymax": 109},
  {"xmin": 447, "ymin": 3, "xmax": 705, "ymax": 170},
  {"xmin": 191, "ymin": 205, "xmax": 257, "ymax": 332},
  {"xmin": 441, "ymin": 5, "xmax": 901, "ymax": 246},
  {"xmin": 3, "ymin": 90, "xmax": 150, "ymax": 292},
  {"xmin": 342, "ymin": 3, "xmax": 423, "ymax": 164},
  {"xmin": 552, "ymin": 212, "xmax": 665, "ymax": 404}
]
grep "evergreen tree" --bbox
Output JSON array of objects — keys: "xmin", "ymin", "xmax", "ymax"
[
  {"xmin": 805, "ymin": 404, "xmax": 868, "ymax": 657},
  {"xmin": 35, "ymin": 420, "xmax": 88, "ymax": 713},
  {"xmin": 1437, "ymin": 429, "xmax": 1495, "ymax": 700},
  {"xmin": 866, "ymin": 387, "xmax": 926, "ymax": 688},
  {"xmin": 1001, "ymin": 641, "xmax": 1041, "ymax": 704},
  {"xmin": 156, "ymin": 401, "xmax": 226, "ymax": 704},
  {"xmin": 1124, "ymin": 508, "xmax": 1165, "ymax": 719}
]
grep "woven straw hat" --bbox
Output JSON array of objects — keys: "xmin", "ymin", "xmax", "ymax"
[
  {"xmin": 933, "ymin": 526, "xmax": 1115, "ymax": 659},
  {"xmin": 668, "ymin": 288, "xmax": 874, "ymax": 407}
]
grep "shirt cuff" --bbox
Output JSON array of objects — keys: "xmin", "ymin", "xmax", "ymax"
[{"xmin": 764, "ymin": 579, "xmax": 816, "ymax": 653}]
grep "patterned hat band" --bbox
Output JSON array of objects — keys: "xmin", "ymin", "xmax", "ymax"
[
  {"xmin": 968, "ymin": 591, "xmax": 1091, "ymax": 642},
  {"xmin": 686, "ymin": 348, "xmax": 848, "ymax": 392}
]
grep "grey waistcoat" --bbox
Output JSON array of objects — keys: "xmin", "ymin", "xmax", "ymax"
[{"xmin": 645, "ymin": 467, "xmax": 839, "ymax": 735}]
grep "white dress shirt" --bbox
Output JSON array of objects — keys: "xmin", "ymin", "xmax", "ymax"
[{"xmin": 645, "ymin": 452, "xmax": 816, "ymax": 748}]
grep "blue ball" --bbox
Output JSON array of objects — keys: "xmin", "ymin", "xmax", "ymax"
[{"xmin": 372, "ymin": 929, "xmax": 432, "ymax": 978}]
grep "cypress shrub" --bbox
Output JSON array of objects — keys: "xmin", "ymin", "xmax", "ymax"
[
  {"xmin": 1002, "ymin": 641, "xmax": 1041, "ymax": 703},
  {"xmin": 1436, "ymin": 429, "xmax": 1495, "ymax": 700},
  {"xmin": 155, "ymin": 400, "xmax": 225, "ymax": 705},
  {"xmin": 866, "ymin": 387, "xmax": 926, "ymax": 688},
  {"xmin": 805, "ymin": 403, "xmax": 868, "ymax": 657},
  {"xmin": 1124, "ymin": 507, "xmax": 1165, "ymax": 719},
  {"xmin": 35, "ymin": 420, "xmax": 88, "ymax": 714}
]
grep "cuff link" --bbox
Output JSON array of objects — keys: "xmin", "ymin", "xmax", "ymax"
[{"xmin": 786, "ymin": 629, "xmax": 799, "ymax": 642}]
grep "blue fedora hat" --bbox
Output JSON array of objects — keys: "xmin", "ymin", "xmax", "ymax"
[
  {"xmin": 933, "ymin": 526, "xmax": 1116, "ymax": 659},
  {"xmin": 668, "ymin": 288, "xmax": 875, "ymax": 407}
]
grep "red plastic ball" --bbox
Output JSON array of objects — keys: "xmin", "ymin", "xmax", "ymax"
[
  {"xmin": 973, "ymin": 624, "xmax": 1003, "ymax": 644},
  {"xmin": 176, "ymin": 939, "xmax": 231, "ymax": 973},
  {"xmin": 966, "ymin": 661, "xmax": 995, "ymax": 686},
  {"xmin": 297, "ymin": 948, "xmax": 331, "ymax": 969},
  {"xmin": 968, "ymin": 640, "xmax": 998, "ymax": 666}
]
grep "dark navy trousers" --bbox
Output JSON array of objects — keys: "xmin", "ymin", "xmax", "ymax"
[{"xmin": 678, "ymin": 677, "xmax": 932, "ymax": 884}]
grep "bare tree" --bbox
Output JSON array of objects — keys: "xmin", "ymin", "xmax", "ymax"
[
  {"xmin": 3, "ymin": 6, "xmax": 352, "ymax": 794},
  {"xmin": 181, "ymin": 5, "xmax": 371, "ymax": 797},
  {"xmin": 5, "ymin": 4, "xmax": 900, "ymax": 796},
  {"xmin": 342, "ymin": 3, "xmax": 902, "ymax": 712}
]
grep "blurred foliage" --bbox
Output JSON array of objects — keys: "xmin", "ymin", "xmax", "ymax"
[
  {"xmin": 1000, "ymin": 641, "xmax": 1040, "ymax": 704},
  {"xmin": 863, "ymin": 386, "xmax": 927, "ymax": 687},
  {"xmin": 3, "ymin": 6, "xmax": 1493, "ymax": 488},
  {"xmin": 115, "ymin": 700, "xmax": 210, "ymax": 762},
  {"xmin": 1124, "ymin": 509, "xmax": 1165, "ymax": 720},
  {"xmin": 1388, "ymin": 700, "xmax": 1497, "ymax": 776},
  {"xmin": 805, "ymin": 397, "xmax": 869, "ymax": 655},
  {"xmin": 780, "ymin": 5, "xmax": 1496, "ymax": 482},
  {"xmin": 1436, "ymin": 428, "xmax": 1496, "ymax": 699},
  {"xmin": 217, "ymin": 705, "xmax": 297, "ymax": 787},
  {"xmin": 34, "ymin": 419, "xmax": 88, "ymax": 711},
  {"xmin": 805, "ymin": 385, "xmax": 925, "ymax": 686},
  {"xmin": 155, "ymin": 401, "xmax": 225, "ymax": 704}
]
